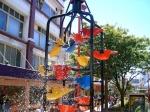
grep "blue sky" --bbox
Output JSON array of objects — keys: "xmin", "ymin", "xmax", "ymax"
[{"xmin": 64, "ymin": 0, "xmax": 150, "ymax": 37}]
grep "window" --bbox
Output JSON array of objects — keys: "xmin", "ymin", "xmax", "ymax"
[
  {"xmin": 7, "ymin": 16, "xmax": 23, "ymax": 37},
  {"xmin": 0, "ymin": 1, "xmax": 24, "ymax": 38},
  {"xmin": 34, "ymin": 26, "xmax": 57, "ymax": 50},
  {"xmin": 36, "ymin": 0, "xmax": 56, "ymax": 18},
  {"xmin": 0, "ymin": 43, "xmax": 4, "ymax": 63},
  {"xmin": 36, "ymin": 0, "xmax": 59, "ymax": 24},
  {"xmin": 0, "ymin": 10, "xmax": 7, "ymax": 30},
  {"xmin": 41, "ymin": 3, "xmax": 51, "ymax": 17},
  {"xmin": 0, "ymin": 42, "xmax": 21, "ymax": 67},
  {"xmin": 32, "ymin": 54, "xmax": 44, "ymax": 69},
  {"xmin": 39, "ymin": 33, "xmax": 46, "ymax": 49},
  {"xmin": 34, "ymin": 31, "xmax": 40, "ymax": 46},
  {"xmin": 33, "ymin": 26, "xmax": 46, "ymax": 49}
]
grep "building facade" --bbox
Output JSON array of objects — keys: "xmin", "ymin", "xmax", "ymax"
[
  {"xmin": 0, "ymin": 0, "xmax": 65, "ymax": 69},
  {"xmin": 0, "ymin": 0, "xmax": 65, "ymax": 111}
]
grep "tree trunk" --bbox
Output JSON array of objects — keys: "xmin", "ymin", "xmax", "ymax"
[{"xmin": 120, "ymin": 92, "xmax": 125, "ymax": 109}]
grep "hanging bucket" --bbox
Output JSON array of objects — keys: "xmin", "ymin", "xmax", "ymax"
[
  {"xmin": 76, "ymin": 56, "xmax": 90, "ymax": 67},
  {"xmin": 66, "ymin": 43, "xmax": 76, "ymax": 53},
  {"xmin": 48, "ymin": 38, "xmax": 65, "ymax": 57},
  {"xmin": 58, "ymin": 104, "xmax": 76, "ymax": 112},
  {"xmin": 73, "ymin": 33, "xmax": 84, "ymax": 43},
  {"xmin": 55, "ymin": 38, "xmax": 64, "ymax": 46},
  {"xmin": 54, "ymin": 65, "xmax": 71, "ymax": 80},
  {"xmin": 75, "ymin": 96, "xmax": 90, "ymax": 111},
  {"xmin": 82, "ymin": 27, "xmax": 103, "ymax": 37},
  {"xmin": 76, "ymin": 75, "xmax": 90, "ymax": 90},
  {"xmin": 75, "ymin": 96, "xmax": 90, "ymax": 105},
  {"xmin": 49, "ymin": 45, "xmax": 61, "ymax": 57},
  {"xmin": 93, "ymin": 49, "xmax": 112, "ymax": 61},
  {"xmin": 47, "ymin": 84, "xmax": 73, "ymax": 100},
  {"xmin": 38, "ymin": 65, "xmax": 52, "ymax": 76},
  {"xmin": 38, "ymin": 65, "xmax": 45, "ymax": 75}
]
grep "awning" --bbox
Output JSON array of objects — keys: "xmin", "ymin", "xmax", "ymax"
[{"xmin": 0, "ymin": 64, "xmax": 39, "ymax": 79}]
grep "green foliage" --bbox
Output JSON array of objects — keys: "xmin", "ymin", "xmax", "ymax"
[
  {"xmin": 104, "ymin": 24, "xmax": 149, "ymax": 74},
  {"xmin": 103, "ymin": 25, "xmax": 149, "ymax": 78}
]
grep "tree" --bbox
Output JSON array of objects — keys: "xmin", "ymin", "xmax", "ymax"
[{"xmin": 103, "ymin": 24, "xmax": 150, "ymax": 108}]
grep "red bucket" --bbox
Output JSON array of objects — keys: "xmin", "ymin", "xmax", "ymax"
[
  {"xmin": 54, "ymin": 65, "xmax": 71, "ymax": 80},
  {"xmin": 93, "ymin": 49, "xmax": 112, "ymax": 61},
  {"xmin": 75, "ymin": 96, "xmax": 90, "ymax": 105},
  {"xmin": 73, "ymin": 33, "xmax": 84, "ymax": 43},
  {"xmin": 58, "ymin": 104, "xmax": 76, "ymax": 112},
  {"xmin": 82, "ymin": 27, "xmax": 103, "ymax": 37},
  {"xmin": 75, "ymin": 96, "xmax": 90, "ymax": 111}
]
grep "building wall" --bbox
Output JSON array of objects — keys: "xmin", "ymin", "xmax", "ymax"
[{"xmin": 0, "ymin": 0, "xmax": 65, "ymax": 70}]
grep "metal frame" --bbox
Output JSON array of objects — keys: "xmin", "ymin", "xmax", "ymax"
[
  {"xmin": 44, "ymin": 0, "xmax": 104, "ymax": 111},
  {"xmin": 100, "ymin": 32, "xmax": 105, "ymax": 111}
]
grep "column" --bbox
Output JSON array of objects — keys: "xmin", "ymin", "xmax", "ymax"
[
  {"xmin": 25, "ymin": 80, "xmax": 30, "ymax": 112},
  {"xmin": 26, "ymin": 0, "xmax": 36, "ymax": 69}
]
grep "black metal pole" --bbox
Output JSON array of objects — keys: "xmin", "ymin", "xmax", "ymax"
[
  {"xmin": 64, "ymin": 13, "xmax": 77, "ymax": 34},
  {"xmin": 89, "ymin": 16, "xmax": 94, "ymax": 112},
  {"xmin": 42, "ymin": 77, "xmax": 47, "ymax": 111},
  {"xmin": 45, "ymin": 12, "xmax": 73, "ymax": 67},
  {"xmin": 44, "ymin": 12, "xmax": 72, "ymax": 111},
  {"xmin": 80, "ymin": 11, "xmax": 95, "ymax": 112},
  {"xmin": 59, "ymin": 2, "xmax": 71, "ymax": 37},
  {"xmin": 80, "ymin": 14, "xmax": 101, "ymax": 29},
  {"xmin": 100, "ymin": 32, "xmax": 105, "ymax": 111}
]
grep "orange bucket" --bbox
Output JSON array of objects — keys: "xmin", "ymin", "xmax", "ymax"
[
  {"xmin": 75, "ymin": 96, "xmax": 90, "ymax": 111},
  {"xmin": 93, "ymin": 49, "xmax": 112, "ymax": 61},
  {"xmin": 58, "ymin": 104, "xmax": 76, "ymax": 112},
  {"xmin": 75, "ymin": 96, "xmax": 90, "ymax": 105}
]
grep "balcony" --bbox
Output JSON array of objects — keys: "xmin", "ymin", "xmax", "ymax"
[{"xmin": 0, "ymin": 64, "xmax": 39, "ymax": 79}]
